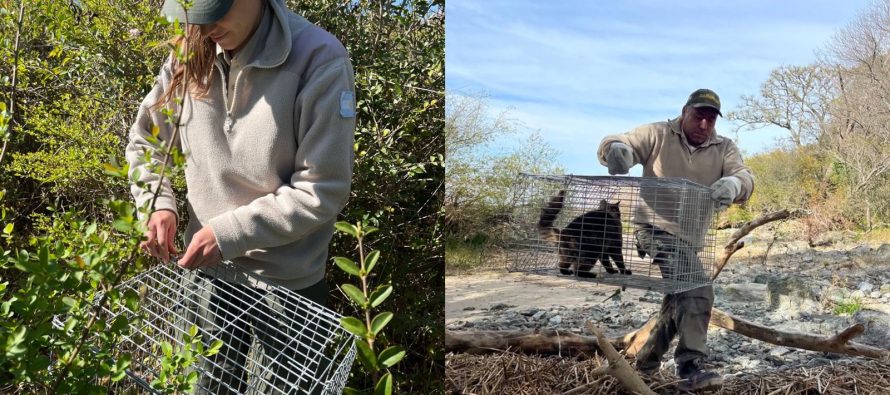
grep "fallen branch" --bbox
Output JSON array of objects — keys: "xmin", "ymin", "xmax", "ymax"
[
  {"xmin": 712, "ymin": 209, "xmax": 804, "ymax": 280},
  {"xmin": 448, "ymin": 307, "xmax": 890, "ymax": 360},
  {"xmin": 445, "ymin": 329, "xmax": 614, "ymax": 357},
  {"xmin": 710, "ymin": 308, "xmax": 889, "ymax": 359}
]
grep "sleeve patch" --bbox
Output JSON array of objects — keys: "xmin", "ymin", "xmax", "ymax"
[{"xmin": 339, "ymin": 91, "xmax": 356, "ymax": 118}]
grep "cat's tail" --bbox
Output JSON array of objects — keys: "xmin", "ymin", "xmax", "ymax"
[{"xmin": 538, "ymin": 190, "xmax": 565, "ymax": 242}]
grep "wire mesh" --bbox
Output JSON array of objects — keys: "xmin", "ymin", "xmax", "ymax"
[
  {"xmin": 56, "ymin": 262, "xmax": 356, "ymax": 394},
  {"xmin": 505, "ymin": 173, "xmax": 718, "ymax": 294}
]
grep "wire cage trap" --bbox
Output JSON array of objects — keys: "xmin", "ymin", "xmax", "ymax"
[
  {"xmin": 56, "ymin": 262, "xmax": 356, "ymax": 394},
  {"xmin": 506, "ymin": 173, "xmax": 718, "ymax": 294}
]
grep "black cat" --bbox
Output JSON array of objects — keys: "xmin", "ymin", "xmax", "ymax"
[{"xmin": 538, "ymin": 190, "xmax": 631, "ymax": 278}]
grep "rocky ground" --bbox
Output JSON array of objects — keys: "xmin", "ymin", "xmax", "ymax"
[{"xmin": 446, "ymin": 232, "xmax": 890, "ymax": 377}]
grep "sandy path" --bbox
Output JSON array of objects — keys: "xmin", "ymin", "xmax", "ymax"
[{"xmin": 446, "ymin": 271, "xmax": 655, "ymax": 324}]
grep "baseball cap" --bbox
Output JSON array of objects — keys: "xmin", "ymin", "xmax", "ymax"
[
  {"xmin": 162, "ymin": 0, "xmax": 234, "ymax": 25},
  {"xmin": 685, "ymin": 88, "xmax": 722, "ymax": 117}
]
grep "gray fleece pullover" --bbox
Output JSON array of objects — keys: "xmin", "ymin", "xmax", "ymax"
[{"xmin": 126, "ymin": 0, "xmax": 356, "ymax": 290}]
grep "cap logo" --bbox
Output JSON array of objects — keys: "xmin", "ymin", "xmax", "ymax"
[{"xmin": 700, "ymin": 92, "xmax": 719, "ymax": 104}]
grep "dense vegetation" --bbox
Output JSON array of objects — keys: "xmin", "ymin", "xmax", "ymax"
[{"xmin": 0, "ymin": 0, "xmax": 442, "ymax": 393}]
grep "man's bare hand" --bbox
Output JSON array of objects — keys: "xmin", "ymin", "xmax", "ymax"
[
  {"xmin": 141, "ymin": 210, "xmax": 178, "ymax": 262},
  {"xmin": 178, "ymin": 226, "xmax": 222, "ymax": 270}
]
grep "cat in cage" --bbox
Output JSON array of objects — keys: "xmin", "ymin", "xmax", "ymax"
[{"xmin": 537, "ymin": 190, "xmax": 631, "ymax": 277}]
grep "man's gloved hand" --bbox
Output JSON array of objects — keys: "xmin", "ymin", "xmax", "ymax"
[
  {"xmin": 606, "ymin": 142, "xmax": 633, "ymax": 175},
  {"xmin": 710, "ymin": 176, "xmax": 742, "ymax": 209}
]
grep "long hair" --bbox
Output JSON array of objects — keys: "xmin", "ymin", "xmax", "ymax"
[{"xmin": 153, "ymin": 25, "xmax": 215, "ymax": 109}]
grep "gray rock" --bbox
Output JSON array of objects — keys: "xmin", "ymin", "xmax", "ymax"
[
  {"xmin": 489, "ymin": 303, "xmax": 512, "ymax": 311},
  {"xmin": 720, "ymin": 283, "xmax": 768, "ymax": 305},
  {"xmin": 870, "ymin": 291, "xmax": 882, "ymax": 299},
  {"xmin": 769, "ymin": 346, "xmax": 791, "ymax": 357},
  {"xmin": 532, "ymin": 310, "xmax": 547, "ymax": 321},
  {"xmin": 548, "ymin": 315, "xmax": 562, "ymax": 325},
  {"xmin": 767, "ymin": 276, "xmax": 820, "ymax": 317},
  {"xmin": 881, "ymin": 284, "xmax": 890, "ymax": 294},
  {"xmin": 852, "ymin": 309, "xmax": 890, "ymax": 347},
  {"xmin": 876, "ymin": 243, "xmax": 890, "ymax": 258},
  {"xmin": 517, "ymin": 308, "xmax": 537, "ymax": 316},
  {"xmin": 463, "ymin": 306, "xmax": 476, "ymax": 311},
  {"xmin": 859, "ymin": 282, "xmax": 875, "ymax": 293},
  {"xmin": 851, "ymin": 244, "xmax": 872, "ymax": 255}
]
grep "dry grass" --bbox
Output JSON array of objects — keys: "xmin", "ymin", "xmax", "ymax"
[{"xmin": 446, "ymin": 351, "xmax": 890, "ymax": 394}]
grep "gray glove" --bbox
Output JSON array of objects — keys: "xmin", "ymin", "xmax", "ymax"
[
  {"xmin": 605, "ymin": 142, "xmax": 633, "ymax": 175},
  {"xmin": 710, "ymin": 176, "xmax": 742, "ymax": 209}
]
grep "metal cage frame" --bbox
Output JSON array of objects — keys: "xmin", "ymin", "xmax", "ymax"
[
  {"xmin": 55, "ymin": 262, "xmax": 356, "ymax": 394},
  {"xmin": 505, "ymin": 173, "xmax": 718, "ymax": 294}
]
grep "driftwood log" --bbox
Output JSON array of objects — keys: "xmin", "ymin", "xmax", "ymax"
[
  {"xmin": 445, "ymin": 328, "xmax": 611, "ymax": 357},
  {"xmin": 445, "ymin": 307, "xmax": 890, "ymax": 359}
]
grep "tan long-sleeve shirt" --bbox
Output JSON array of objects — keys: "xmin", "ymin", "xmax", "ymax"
[{"xmin": 598, "ymin": 117, "xmax": 754, "ymax": 243}]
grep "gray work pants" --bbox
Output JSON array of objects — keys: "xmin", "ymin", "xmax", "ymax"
[
  {"xmin": 176, "ymin": 271, "xmax": 329, "ymax": 395},
  {"xmin": 634, "ymin": 225, "xmax": 714, "ymax": 369}
]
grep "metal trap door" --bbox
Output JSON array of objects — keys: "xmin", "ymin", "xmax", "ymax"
[
  {"xmin": 81, "ymin": 263, "xmax": 357, "ymax": 394},
  {"xmin": 505, "ymin": 174, "xmax": 717, "ymax": 294}
]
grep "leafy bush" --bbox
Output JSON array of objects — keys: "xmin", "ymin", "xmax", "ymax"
[{"xmin": 1, "ymin": 0, "xmax": 443, "ymax": 392}]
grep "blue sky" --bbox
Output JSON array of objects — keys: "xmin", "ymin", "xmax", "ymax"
[{"xmin": 446, "ymin": 0, "xmax": 872, "ymax": 175}]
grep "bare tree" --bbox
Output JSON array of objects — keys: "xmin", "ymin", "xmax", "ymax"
[
  {"xmin": 728, "ymin": 64, "xmax": 835, "ymax": 147},
  {"xmin": 445, "ymin": 91, "xmax": 563, "ymax": 235},
  {"xmin": 820, "ymin": 0, "xmax": 890, "ymax": 228}
]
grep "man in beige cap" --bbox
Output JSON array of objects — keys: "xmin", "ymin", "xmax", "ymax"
[{"xmin": 598, "ymin": 88, "xmax": 754, "ymax": 392}]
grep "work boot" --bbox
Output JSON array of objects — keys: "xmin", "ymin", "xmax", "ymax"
[{"xmin": 677, "ymin": 359, "xmax": 723, "ymax": 392}]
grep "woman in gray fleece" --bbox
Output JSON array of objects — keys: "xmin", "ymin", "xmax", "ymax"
[{"xmin": 125, "ymin": 0, "xmax": 355, "ymax": 392}]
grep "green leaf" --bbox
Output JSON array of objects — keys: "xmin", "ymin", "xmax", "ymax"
[
  {"xmin": 112, "ymin": 218, "xmax": 132, "ymax": 232},
  {"xmin": 334, "ymin": 257, "xmax": 361, "ymax": 277},
  {"xmin": 28, "ymin": 355, "xmax": 51, "ymax": 373},
  {"xmin": 343, "ymin": 387, "xmax": 365, "ymax": 395},
  {"xmin": 378, "ymin": 346, "xmax": 406, "ymax": 368},
  {"xmin": 340, "ymin": 316, "xmax": 367, "ymax": 337},
  {"xmin": 355, "ymin": 339, "xmax": 377, "ymax": 371},
  {"xmin": 206, "ymin": 339, "xmax": 223, "ymax": 356},
  {"xmin": 38, "ymin": 246, "xmax": 49, "ymax": 266},
  {"xmin": 334, "ymin": 221, "xmax": 359, "ymax": 238},
  {"xmin": 161, "ymin": 342, "xmax": 173, "ymax": 358},
  {"xmin": 62, "ymin": 296, "xmax": 78, "ymax": 310},
  {"xmin": 370, "ymin": 312, "xmax": 393, "ymax": 336},
  {"xmin": 369, "ymin": 285, "xmax": 393, "ymax": 308},
  {"xmin": 2, "ymin": 223, "xmax": 11, "ymax": 235},
  {"xmin": 365, "ymin": 250, "xmax": 381, "ymax": 273},
  {"xmin": 373, "ymin": 372, "xmax": 393, "ymax": 395},
  {"xmin": 341, "ymin": 284, "xmax": 367, "ymax": 307}
]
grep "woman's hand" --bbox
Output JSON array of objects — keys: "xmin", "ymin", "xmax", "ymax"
[
  {"xmin": 141, "ymin": 210, "xmax": 178, "ymax": 262},
  {"xmin": 177, "ymin": 226, "xmax": 223, "ymax": 270}
]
